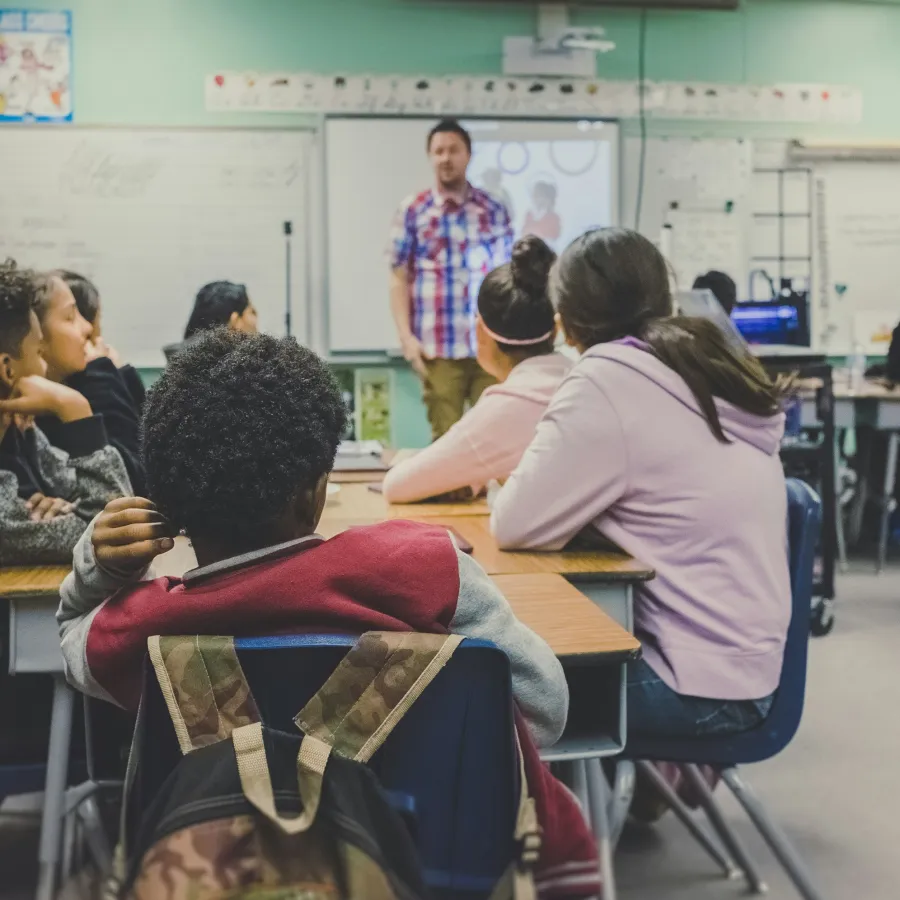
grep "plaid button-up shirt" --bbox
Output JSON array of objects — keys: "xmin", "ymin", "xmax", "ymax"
[{"xmin": 388, "ymin": 184, "xmax": 513, "ymax": 359}]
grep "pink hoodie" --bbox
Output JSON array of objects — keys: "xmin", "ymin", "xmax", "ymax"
[
  {"xmin": 492, "ymin": 342, "xmax": 790, "ymax": 701},
  {"xmin": 383, "ymin": 353, "xmax": 573, "ymax": 503}
]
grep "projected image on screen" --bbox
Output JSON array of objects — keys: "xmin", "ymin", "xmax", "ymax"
[{"xmin": 468, "ymin": 138, "xmax": 615, "ymax": 252}]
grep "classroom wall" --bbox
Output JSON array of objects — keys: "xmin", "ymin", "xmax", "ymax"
[{"xmin": 19, "ymin": 0, "xmax": 900, "ymax": 446}]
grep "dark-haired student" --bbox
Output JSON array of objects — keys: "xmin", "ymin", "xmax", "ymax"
[
  {"xmin": 693, "ymin": 269, "xmax": 738, "ymax": 316},
  {"xmin": 163, "ymin": 280, "xmax": 258, "ymax": 362},
  {"xmin": 383, "ymin": 236, "xmax": 571, "ymax": 503},
  {"xmin": 57, "ymin": 329, "xmax": 602, "ymax": 898},
  {"xmin": 55, "ymin": 269, "xmax": 147, "ymax": 412},
  {"xmin": 0, "ymin": 262, "xmax": 131, "ymax": 565},
  {"xmin": 493, "ymin": 228, "xmax": 791, "ymax": 740},
  {"xmin": 184, "ymin": 280, "xmax": 258, "ymax": 340},
  {"xmin": 31, "ymin": 272, "xmax": 146, "ymax": 494}
]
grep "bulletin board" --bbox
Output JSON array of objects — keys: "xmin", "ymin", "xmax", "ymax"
[{"xmin": 0, "ymin": 8, "xmax": 72, "ymax": 122}]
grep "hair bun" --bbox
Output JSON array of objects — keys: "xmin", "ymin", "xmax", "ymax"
[{"xmin": 510, "ymin": 235, "xmax": 556, "ymax": 299}]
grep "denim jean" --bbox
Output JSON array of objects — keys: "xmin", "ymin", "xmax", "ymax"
[{"xmin": 627, "ymin": 658, "xmax": 774, "ymax": 740}]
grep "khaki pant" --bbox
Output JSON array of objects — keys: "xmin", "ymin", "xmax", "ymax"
[{"xmin": 422, "ymin": 357, "xmax": 496, "ymax": 441}]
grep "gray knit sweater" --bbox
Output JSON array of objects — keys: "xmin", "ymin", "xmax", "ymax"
[{"xmin": 0, "ymin": 418, "xmax": 132, "ymax": 566}]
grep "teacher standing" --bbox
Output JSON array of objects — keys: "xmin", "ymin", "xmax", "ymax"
[{"xmin": 388, "ymin": 119, "xmax": 513, "ymax": 440}]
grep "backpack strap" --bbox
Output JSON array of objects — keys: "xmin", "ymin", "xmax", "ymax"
[
  {"xmin": 232, "ymin": 722, "xmax": 332, "ymax": 835},
  {"xmin": 148, "ymin": 635, "xmax": 260, "ymax": 755},
  {"xmin": 294, "ymin": 631, "xmax": 464, "ymax": 762},
  {"xmin": 488, "ymin": 738, "xmax": 541, "ymax": 900},
  {"xmin": 236, "ymin": 630, "xmax": 462, "ymax": 837}
]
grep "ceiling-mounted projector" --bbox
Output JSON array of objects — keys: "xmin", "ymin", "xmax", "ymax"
[{"xmin": 556, "ymin": 28, "xmax": 616, "ymax": 53}]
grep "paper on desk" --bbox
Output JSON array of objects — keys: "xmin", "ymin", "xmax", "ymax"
[
  {"xmin": 338, "ymin": 440, "xmax": 384, "ymax": 457},
  {"xmin": 853, "ymin": 312, "xmax": 895, "ymax": 356}
]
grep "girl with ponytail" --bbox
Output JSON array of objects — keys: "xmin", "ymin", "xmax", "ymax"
[
  {"xmin": 383, "ymin": 236, "xmax": 572, "ymax": 503},
  {"xmin": 492, "ymin": 227, "xmax": 791, "ymax": 739}
]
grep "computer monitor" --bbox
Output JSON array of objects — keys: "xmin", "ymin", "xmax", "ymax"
[{"xmin": 731, "ymin": 301, "xmax": 808, "ymax": 347}]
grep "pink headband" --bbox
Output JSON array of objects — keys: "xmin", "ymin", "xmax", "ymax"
[{"xmin": 481, "ymin": 321, "xmax": 554, "ymax": 346}]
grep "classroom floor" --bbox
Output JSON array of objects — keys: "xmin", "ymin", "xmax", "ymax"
[{"xmin": 1, "ymin": 562, "xmax": 898, "ymax": 899}]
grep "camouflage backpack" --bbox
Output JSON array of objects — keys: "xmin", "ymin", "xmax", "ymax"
[{"xmin": 115, "ymin": 632, "xmax": 541, "ymax": 900}]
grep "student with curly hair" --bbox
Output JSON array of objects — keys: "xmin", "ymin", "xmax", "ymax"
[
  {"xmin": 57, "ymin": 329, "xmax": 602, "ymax": 898},
  {"xmin": 0, "ymin": 261, "xmax": 131, "ymax": 565}
]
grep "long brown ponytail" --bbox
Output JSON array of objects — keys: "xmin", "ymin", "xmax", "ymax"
[{"xmin": 551, "ymin": 228, "xmax": 785, "ymax": 443}]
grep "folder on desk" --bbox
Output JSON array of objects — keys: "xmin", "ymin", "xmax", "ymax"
[{"xmin": 333, "ymin": 440, "xmax": 389, "ymax": 472}]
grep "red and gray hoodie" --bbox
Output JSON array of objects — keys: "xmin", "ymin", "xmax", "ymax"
[{"xmin": 58, "ymin": 518, "xmax": 603, "ymax": 898}]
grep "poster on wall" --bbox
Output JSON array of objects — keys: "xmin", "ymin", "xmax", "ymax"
[{"xmin": 0, "ymin": 8, "xmax": 72, "ymax": 122}]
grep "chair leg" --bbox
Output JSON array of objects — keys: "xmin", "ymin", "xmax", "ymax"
[
  {"xmin": 681, "ymin": 764, "xmax": 768, "ymax": 894},
  {"xmin": 635, "ymin": 762, "xmax": 738, "ymax": 879},
  {"xmin": 77, "ymin": 795, "xmax": 113, "ymax": 875},
  {"xmin": 608, "ymin": 760, "xmax": 635, "ymax": 848},
  {"xmin": 585, "ymin": 760, "xmax": 617, "ymax": 900},
  {"xmin": 835, "ymin": 439, "xmax": 849, "ymax": 574},
  {"xmin": 569, "ymin": 759, "xmax": 591, "ymax": 827},
  {"xmin": 37, "ymin": 675, "xmax": 75, "ymax": 900},
  {"xmin": 721, "ymin": 768, "xmax": 825, "ymax": 900},
  {"xmin": 877, "ymin": 432, "xmax": 899, "ymax": 574}
]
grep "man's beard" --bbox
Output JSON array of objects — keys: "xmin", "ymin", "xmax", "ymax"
[{"xmin": 438, "ymin": 173, "xmax": 465, "ymax": 192}]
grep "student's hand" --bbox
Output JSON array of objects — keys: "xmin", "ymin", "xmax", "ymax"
[
  {"xmin": 0, "ymin": 376, "xmax": 92, "ymax": 423},
  {"xmin": 401, "ymin": 333, "xmax": 431, "ymax": 378},
  {"xmin": 25, "ymin": 493, "xmax": 76, "ymax": 522},
  {"xmin": 85, "ymin": 338, "xmax": 123, "ymax": 368},
  {"xmin": 92, "ymin": 497, "xmax": 176, "ymax": 574}
]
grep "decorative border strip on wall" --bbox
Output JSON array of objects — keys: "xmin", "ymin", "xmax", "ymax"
[{"xmin": 205, "ymin": 72, "xmax": 862, "ymax": 125}]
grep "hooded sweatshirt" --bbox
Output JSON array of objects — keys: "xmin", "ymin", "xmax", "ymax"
[
  {"xmin": 383, "ymin": 352, "xmax": 573, "ymax": 503},
  {"xmin": 492, "ymin": 342, "xmax": 790, "ymax": 701},
  {"xmin": 57, "ymin": 518, "xmax": 602, "ymax": 898}
]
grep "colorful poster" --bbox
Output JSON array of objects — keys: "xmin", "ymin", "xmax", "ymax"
[
  {"xmin": 355, "ymin": 368, "xmax": 392, "ymax": 444},
  {"xmin": 0, "ymin": 8, "xmax": 72, "ymax": 122}
]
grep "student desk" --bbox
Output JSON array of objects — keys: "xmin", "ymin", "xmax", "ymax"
[
  {"xmin": 0, "ymin": 542, "xmax": 199, "ymax": 900},
  {"xmin": 800, "ymin": 378, "xmax": 900, "ymax": 570},
  {"xmin": 326, "ymin": 481, "xmax": 489, "ymax": 518}
]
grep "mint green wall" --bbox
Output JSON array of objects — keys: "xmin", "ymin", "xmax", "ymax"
[
  {"xmin": 20, "ymin": 0, "xmax": 900, "ymax": 446},
  {"xmin": 15, "ymin": 0, "xmax": 900, "ymax": 138}
]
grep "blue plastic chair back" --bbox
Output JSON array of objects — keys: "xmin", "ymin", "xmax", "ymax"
[
  {"xmin": 627, "ymin": 477, "xmax": 822, "ymax": 766},
  {"xmin": 131, "ymin": 635, "xmax": 517, "ymax": 897},
  {"xmin": 0, "ymin": 763, "xmax": 47, "ymax": 804}
]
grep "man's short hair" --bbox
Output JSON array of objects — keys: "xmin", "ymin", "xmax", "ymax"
[
  {"xmin": 143, "ymin": 329, "xmax": 347, "ymax": 543},
  {"xmin": 0, "ymin": 260, "xmax": 37, "ymax": 357},
  {"xmin": 693, "ymin": 270, "xmax": 738, "ymax": 316},
  {"xmin": 427, "ymin": 118, "xmax": 472, "ymax": 154}
]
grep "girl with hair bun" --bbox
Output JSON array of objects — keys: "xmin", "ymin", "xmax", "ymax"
[{"xmin": 383, "ymin": 235, "xmax": 572, "ymax": 503}]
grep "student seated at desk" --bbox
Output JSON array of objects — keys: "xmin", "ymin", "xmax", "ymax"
[
  {"xmin": 0, "ymin": 262, "xmax": 131, "ymax": 565},
  {"xmin": 693, "ymin": 269, "xmax": 737, "ymax": 316},
  {"xmin": 56, "ymin": 269, "xmax": 147, "ymax": 412},
  {"xmin": 57, "ymin": 329, "xmax": 602, "ymax": 897},
  {"xmin": 493, "ymin": 228, "xmax": 791, "ymax": 740},
  {"xmin": 163, "ymin": 280, "xmax": 258, "ymax": 362},
  {"xmin": 32, "ymin": 270, "xmax": 146, "ymax": 494},
  {"xmin": 383, "ymin": 236, "xmax": 572, "ymax": 503}
]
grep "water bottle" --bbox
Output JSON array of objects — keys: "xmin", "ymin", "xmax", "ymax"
[{"xmin": 849, "ymin": 342, "xmax": 867, "ymax": 393}]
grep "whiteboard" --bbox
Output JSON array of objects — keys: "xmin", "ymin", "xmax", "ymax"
[
  {"xmin": 325, "ymin": 116, "xmax": 619, "ymax": 354},
  {"xmin": 816, "ymin": 162, "xmax": 900, "ymax": 354},
  {"xmin": 622, "ymin": 137, "xmax": 753, "ymax": 293},
  {"xmin": 0, "ymin": 128, "xmax": 311, "ymax": 367}
]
